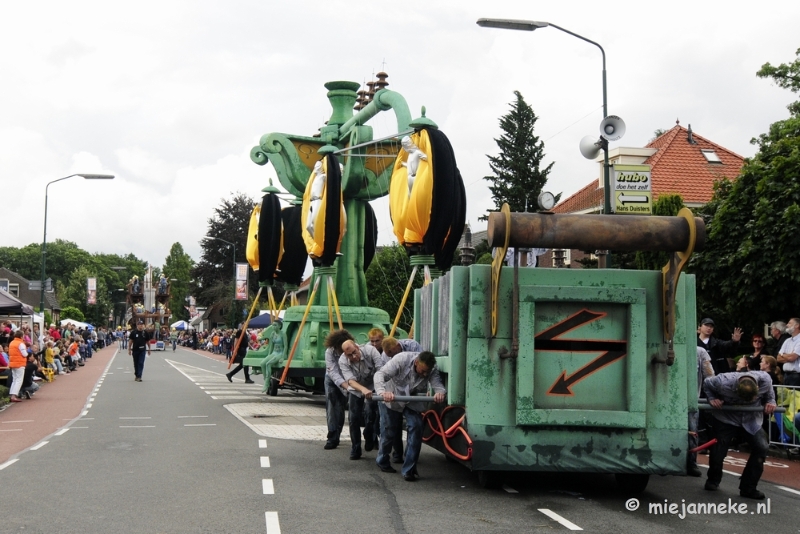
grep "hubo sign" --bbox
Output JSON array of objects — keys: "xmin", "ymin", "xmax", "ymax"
[{"xmin": 612, "ymin": 164, "xmax": 652, "ymax": 214}]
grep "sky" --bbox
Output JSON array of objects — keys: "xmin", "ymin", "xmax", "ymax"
[{"xmin": 2, "ymin": 0, "xmax": 798, "ymax": 272}]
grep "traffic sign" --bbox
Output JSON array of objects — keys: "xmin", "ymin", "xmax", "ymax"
[{"xmin": 613, "ymin": 164, "xmax": 652, "ymax": 214}]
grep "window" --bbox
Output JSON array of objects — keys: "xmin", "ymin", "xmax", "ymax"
[
  {"xmin": 8, "ymin": 283, "xmax": 19, "ymax": 297},
  {"xmin": 701, "ymin": 149, "xmax": 722, "ymax": 163}
]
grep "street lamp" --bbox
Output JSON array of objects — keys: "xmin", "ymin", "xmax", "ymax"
[
  {"xmin": 477, "ymin": 18, "xmax": 612, "ymax": 267},
  {"xmin": 207, "ymin": 236, "xmax": 236, "ymax": 300},
  {"xmin": 40, "ymin": 174, "xmax": 115, "ymax": 312}
]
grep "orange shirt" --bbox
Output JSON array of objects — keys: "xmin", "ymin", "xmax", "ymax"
[{"xmin": 9, "ymin": 338, "xmax": 27, "ymax": 368}]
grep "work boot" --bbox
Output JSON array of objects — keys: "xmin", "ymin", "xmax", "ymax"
[
  {"xmin": 740, "ymin": 488, "xmax": 765, "ymax": 500},
  {"xmin": 704, "ymin": 480, "xmax": 719, "ymax": 491}
]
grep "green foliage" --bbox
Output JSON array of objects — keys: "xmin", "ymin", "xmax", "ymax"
[
  {"xmin": 192, "ymin": 192, "xmax": 255, "ymax": 312},
  {"xmin": 690, "ymin": 48, "xmax": 800, "ymax": 333},
  {"xmin": 757, "ymin": 47, "xmax": 800, "ymax": 115},
  {"xmin": 636, "ymin": 194, "xmax": 685, "ymax": 270},
  {"xmin": 476, "ymin": 252, "xmax": 493, "ymax": 265},
  {"xmin": 482, "ymin": 91, "xmax": 558, "ymax": 219},
  {"xmin": 163, "ymin": 242, "xmax": 195, "ymax": 321},
  {"xmin": 61, "ymin": 305, "xmax": 85, "ymax": 322},
  {"xmin": 365, "ymin": 244, "xmax": 423, "ymax": 332},
  {"xmin": 0, "ymin": 239, "xmax": 145, "ymax": 326},
  {"xmin": 650, "ymin": 128, "xmax": 668, "ymax": 142}
]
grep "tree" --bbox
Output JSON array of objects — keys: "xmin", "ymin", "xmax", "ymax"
[
  {"xmin": 482, "ymin": 91, "xmax": 558, "ymax": 218},
  {"xmin": 60, "ymin": 305, "xmax": 85, "ymax": 322},
  {"xmin": 650, "ymin": 128, "xmax": 668, "ymax": 142},
  {"xmin": 365, "ymin": 243, "xmax": 423, "ymax": 333},
  {"xmin": 690, "ymin": 48, "xmax": 800, "ymax": 333},
  {"xmin": 163, "ymin": 242, "xmax": 195, "ymax": 322},
  {"xmin": 635, "ymin": 194, "xmax": 685, "ymax": 270},
  {"xmin": 192, "ymin": 192, "xmax": 256, "ymax": 326}
]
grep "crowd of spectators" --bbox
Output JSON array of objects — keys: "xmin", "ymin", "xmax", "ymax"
[{"xmin": 1, "ymin": 320, "xmax": 113, "ymax": 404}]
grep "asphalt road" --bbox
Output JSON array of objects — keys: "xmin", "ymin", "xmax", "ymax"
[{"xmin": 2, "ymin": 346, "xmax": 799, "ymax": 533}]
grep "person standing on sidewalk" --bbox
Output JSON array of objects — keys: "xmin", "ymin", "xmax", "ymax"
[
  {"xmin": 8, "ymin": 330, "xmax": 28, "ymax": 402},
  {"xmin": 128, "ymin": 321, "xmax": 151, "ymax": 382}
]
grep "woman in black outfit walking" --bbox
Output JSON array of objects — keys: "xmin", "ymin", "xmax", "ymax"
[{"xmin": 226, "ymin": 329, "xmax": 254, "ymax": 383}]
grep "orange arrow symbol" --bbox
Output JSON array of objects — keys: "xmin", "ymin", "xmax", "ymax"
[{"xmin": 534, "ymin": 309, "xmax": 627, "ymax": 396}]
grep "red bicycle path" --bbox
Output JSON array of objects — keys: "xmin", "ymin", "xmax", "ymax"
[{"xmin": 3, "ymin": 344, "xmax": 800, "ymax": 493}]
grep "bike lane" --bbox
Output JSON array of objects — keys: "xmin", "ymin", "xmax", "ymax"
[{"xmin": 698, "ymin": 449, "xmax": 800, "ymax": 491}]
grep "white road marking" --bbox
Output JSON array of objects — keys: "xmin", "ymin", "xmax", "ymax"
[
  {"xmin": 0, "ymin": 429, "xmax": 22, "ymax": 432},
  {"xmin": 2, "ymin": 420, "xmax": 33, "ymax": 424},
  {"xmin": 261, "ymin": 456, "xmax": 271, "ymax": 468},
  {"xmin": 80, "ymin": 411, "xmax": 88, "ymax": 416},
  {"xmin": 55, "ymin": 428, "xmax": 69, "ymax": 436},
  {"xmin": 777, "ymin": 485, "xmax": 800, "ymax": 496},
  {"xmin": 31, "ymin": 440, "xmax": 50, "ymax": 450},
  {"xmin": 538, "ymin": 509, "xmax": 582, "ymax": 531},
  {"xmin": 86, "ymin": 403, "xmax": 93, "ymax": 408},
  {"xmin": 178, "ymin": 416, "xmax": 208, "ymax": 418},
  {"xmin": 259, "ymin": 439, "xmax": 267, "ymax": 448},
  {"xmin": 120, "ymin": 417, "xmax": 151, "ymax": 419},
  {"xmin": 0, "ymin": 459, "xmax": 19, "ymax": 470},
  {"xmin": 119, "ymin": 426, "xmax": 156, "ymax": 428},
  {"xmin": 184, "ymin": 424, "xmax": 216, "ymax": 427},
  {"xmin": 262, "ymin": 479, "xmax": 275, "ymax": 494},
  {"xmin": 211, "ymin": 395, "xmax": 262, "ymax": 400},
  {"xmin": 265, "ymin": 512, "xmax": 281, "ymax": 533},
  {"xmin": 502, "ymin": 484, "xmax": 518, "ymax": 493}
]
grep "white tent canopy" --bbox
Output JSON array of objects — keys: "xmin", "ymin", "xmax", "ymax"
[{"xmin": 61, "ymin": 318, "xmax": 93, "ymax": 330}]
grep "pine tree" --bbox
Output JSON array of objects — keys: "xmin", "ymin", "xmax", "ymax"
[{"xmin": 483, "ymin": 91, "xmax": 557, "ymax": 217}]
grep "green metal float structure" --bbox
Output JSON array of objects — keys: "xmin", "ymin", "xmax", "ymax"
[
  {"xmin": 247, "ymin": 78, "xmax": 704, "ymax": 491},
  {"xmin": 245, "ymin": 79, "xmax": 415, "ymax": 390}
]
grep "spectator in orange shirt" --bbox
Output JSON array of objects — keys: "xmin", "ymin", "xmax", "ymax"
[{"xmin": 212, "ymin": 332, "xmax": 220, "ymax": 354}]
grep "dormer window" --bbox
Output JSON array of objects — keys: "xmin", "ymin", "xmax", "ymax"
[{"xmin": 701, "ymin": 149, "xmax": 722, "ymax": 163}]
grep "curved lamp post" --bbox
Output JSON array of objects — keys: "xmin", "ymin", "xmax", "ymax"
[
  {"xmin": 40, "ymin": 174, "xmax": 115, "ymax": 312},
  {"xmin": 477, "ymin": 18, "xmax": 612, "ymax": 267}
]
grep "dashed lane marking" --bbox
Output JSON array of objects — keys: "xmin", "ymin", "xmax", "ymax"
[
  {"xmin": 30, "ymin": 441, "xmax": 49, "ymax": 451},
  {"xmin": 0, "ymin": 459, "xmax": 19, "ymax": 470},
  {"xmin": 55, "ymin": 428, "xmax": 69, "ymax": 436},
  {"xmin": 261, "ymin": 456, "xmax": 271, "ymax": 468},
  {"xmin": 538, "ymin": 509, "xmax": 583, "ymax": 531},
  {"xmin": 2, "ymin": 420, "xmax": 33, "ymax": 424},
  {"xmin": 503, "ymin": 485, "xmax": 518, "ymax": 494},
  {"xmin": 184, "ymin": 424, "xmax": 216, "ymax": 427},
  {"xmin": 265, "ymin": 512, "xmax": 281, "ymax": 533},
  {"xmin": 262, "ymin": 479, "xmax": 275, "ymax": 494},
  {"xmin": 178, "ymin": 415, "xmax": 208, "ymax": 418},
  {"xmin": 119, "ymin": 426, "xmax": 156, "ymax": 428},
  {"xmin": 259, "ymin": 439, "xmax": 267, "ymax": 448}
]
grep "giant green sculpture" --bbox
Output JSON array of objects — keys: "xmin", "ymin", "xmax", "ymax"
[{"xmin": 246, "ymin": 78, "xmax": 429, "ymax": 391}]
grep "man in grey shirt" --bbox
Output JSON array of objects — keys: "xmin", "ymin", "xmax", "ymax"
[
  {"xmin": 374, "ymin": 351, "xmax": 446, "ymax": 481},
  {"xmin": 703, "ymin": 371, "xmax": 776, "ymax": 499},
  {"xmin": 323, "ymin": 330, "xmax": 354, "ymax": 450},
  {"xmin": 378, "ymin": 337, "xmax": 423, "ymax": 463},
  {"xmin": 339, "ymin": 340, "xmax": 383, "ymax": 459}
]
